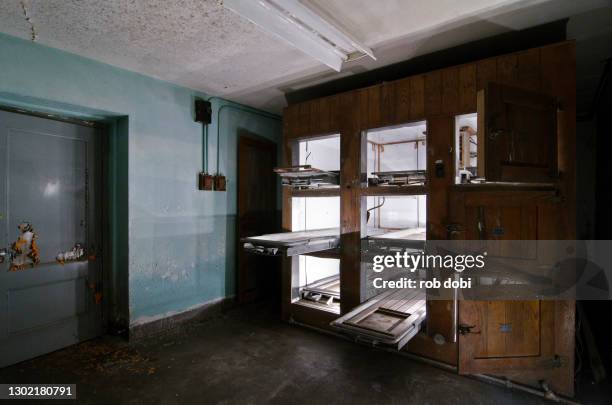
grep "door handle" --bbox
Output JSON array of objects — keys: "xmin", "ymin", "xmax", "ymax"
[
  {"xmin": 0, "ymin": 248, "xmax": 9, "ymax": 264},
  {"xmin": 458, "ymin": 324, "xmax": 481, "ymax": 335}
]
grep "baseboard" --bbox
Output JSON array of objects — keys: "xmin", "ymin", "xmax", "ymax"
[{"xmin": 129, "ymin": 297, "xmax": 236, "ymax": 340}]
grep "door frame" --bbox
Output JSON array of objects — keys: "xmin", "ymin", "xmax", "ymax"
[
  {"xmin": 236, "ymin": 131, "xmax": 278, "ymax": 303},
  {"xmin": 0, "ymin": 104, "xmax": 126, "ymax": 335}
]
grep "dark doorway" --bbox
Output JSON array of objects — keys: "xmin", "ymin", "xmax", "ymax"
[{"xmin": 237, "ymin": 132, "xmax": 279, "ymax": 305}]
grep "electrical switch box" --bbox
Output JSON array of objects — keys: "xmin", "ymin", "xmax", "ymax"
[
  {"xmin": 199, "ymin": 172, "xmax": 213, "ymax": 190},
  {"xmin": 214, "ymin": 175, "xmax": 226, "ymax": 191},
  {"xmin": 195, "ymin": 100, "xmax": 212, "ymax": 124}
]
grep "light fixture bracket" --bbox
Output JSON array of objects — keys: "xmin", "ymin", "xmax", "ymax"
[{"xmin": 223, "ymin": 0, "xmax": 375, "ymax": 72}]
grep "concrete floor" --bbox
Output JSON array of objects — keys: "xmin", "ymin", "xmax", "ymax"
[{"xmin": 0, "ymin": 305, "xmax": 551, "ymax": 405}]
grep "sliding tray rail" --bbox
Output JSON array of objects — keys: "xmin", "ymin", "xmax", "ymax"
[
  {"xmin": 274, "ymin": 165, "xmax": 339, "ymax": 189},
  {"xmin": 331, "ymin": 288, "xmax": 426, "ymax": 350},
  {"xmin": 301, "ymin": 274, "xmax": 340, "ymax": 306},
  {"xmin": 242, "ymin": 228, "xmax": 340, "ymax": 257},
  {"xmin": 364, "ymin": 228, "xmax": 426, "ymax": 256},
  {"xmin": 368, "ymin": 170, "xmax": 426, "ymax": 187}
]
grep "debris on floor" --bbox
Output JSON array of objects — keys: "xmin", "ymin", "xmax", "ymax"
[{"xmin": 32, "ymin": 339, "xmax": 156, "ymax": 377}]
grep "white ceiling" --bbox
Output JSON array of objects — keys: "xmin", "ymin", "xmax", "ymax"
[{"xmin": 0, "ymin": 0, "xmax": 610, "ymax": 114}]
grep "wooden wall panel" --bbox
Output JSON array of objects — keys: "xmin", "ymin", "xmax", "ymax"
[
  {"xmin": 497, "ymin": 54, "xmax": 519, "ymax": 86},
  {"xmin": 382, "ymin": 82, "xmax": 397, "ymax": 125},
  {"xmin": 425, "ymin": 71, "xmax": 442, "ymax": 116},
  {"xmin": 283, "ymin": 105, "xmax": 298, "ymax": 140},
  {"xmin": 359, "ymin": 88, "xmax": 369, "ymax": 129},
  {"xmin": 541, "ymin": 43, "xmax": 575, "ymax": 204},
  {"xmin": 281, "ymin": 138, "xmax": 291, "ymax": 167},
  {"xmin": 410, "ymin": 75, "xmax": 425, "ymax": 119},
  {"xmin": 368, "ymin": 86, "xmax": 382, "ymax": 129},
  {"xmin": 328, "ymin": 94, "xmax": 341, "ymax": 133},
  {"xmin": 425, "ymin": 115, "xmax": 456, "ymax": 357},
  {"xmin": 459, "ymin": 64, "xmax": 477, "ymax": 113},
  {"xmin": 517, "ymin": 48, "xmax": 542, "ymax": 91},
  {"xmin": 318, "ymin": 96, "xmax": 331, "ymax": 135},
  {"xmin": 395, "ymin": 78, "xmax": 411, "ymax": 123},
  {"xmin": 297, "ymin": 101, "xmax": 311, "ymax": 137},
  {"xmin": 477, "ymin": 58, "xmax": 497, "ymax": 91},
  {"xmin": 427, "ymin": 115, "xmax": 454, "ymax": 240},
  {"xmin": 340, "ymin": 91, "xmax": 366, "ymax": 314},
  {"xmin": 308, "ymin": 98, "xmax": 321, "ymax": 135},
  {"xmin": 540, "ymin": 43, "xmax": 576, "ymax": 396},
  {"xmin": 541, "ymin": 42, "xmax": 576, "ymax": 238},
  {"xmin": 442, "ymin": 68, "xmax": 459, "ymax": 115}
]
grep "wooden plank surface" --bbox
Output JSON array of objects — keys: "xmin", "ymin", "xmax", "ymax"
[
  {"xmin": 361, "ymin": 185, "xmax": 427, "ymax": 196},
  {"xmin": 517, "ymin": 48, "xmax": 542, "ymax": 91},
  {"xmin": 318, "ymin": 96, "xmax": 331, "ymax": 134},
  {"xmin": 442, "ymin": 68, "xmax": 459, "ymax": 114},
  {"xmin": 425, "ymin": 71, "xmax": 442, "ymax": 116},
  {"xmin": 291, "ymin": 187, "xmax": 340, "ymax": 197},
  {"xmin": 382, "ymin": 82, "xmax": 397, "ymax": 125},
  {"xmin": 310, "ymin": 98, "xmax": 323, "ymax": 135},
  {"xmin": 497, "ymin": 54, "xmax": 519, "ymax": 86},
  {"xmin": 298, "ymin": 101, "xmax": 311, "ymax": 137},
  {"xmin": 340, "ymin": 90, "xmax": 367, "ymax": 314},
  {"xmin": 410, "ymin": 75, "xmax": 425, "ymax": 119},
  {"xmin": 427, "ymin": 115, "xmax": 453, "ymax": 240},
  {"xmin": 459, "ymin": 64, "xmax": 477, "ymax": 113},
  {"xmin": 368, "ymin": 85, "xmax": 382, "ymax": 129},
  {"xmin": 477, "ymin": 58, "xmax": 497, "ymax": 91},
  {"xmin": 395, "ymin": 78, "xmax": 411, "ymax": 122}
]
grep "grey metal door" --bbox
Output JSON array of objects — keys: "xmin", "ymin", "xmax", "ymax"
[{"xmin": 0, "ymin": 110, "xmax": 102, "ymax": 367}]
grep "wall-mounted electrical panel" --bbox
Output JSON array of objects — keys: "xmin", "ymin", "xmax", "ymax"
[{"xmin": 195, "ymin": 99, "xmax": 212, "ymax": 124}]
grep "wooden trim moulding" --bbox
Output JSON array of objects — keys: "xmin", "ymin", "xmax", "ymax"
[{"xmin": 362, "ymin": 185, "xmax": 427, "ymax": 196}]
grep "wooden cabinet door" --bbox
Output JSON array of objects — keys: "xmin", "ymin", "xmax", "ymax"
[
  {"xmin": 477, "ymin": 83, "xmax": 558, "ymax": 182},
  {"xmin": 450, "ymin": 189, "xmax": 575, "ymax": 397}
]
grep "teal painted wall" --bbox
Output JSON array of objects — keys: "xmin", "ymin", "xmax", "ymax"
[{"xmin": 0, "ymin": 33, "xmax": 282, "ymax": 326}]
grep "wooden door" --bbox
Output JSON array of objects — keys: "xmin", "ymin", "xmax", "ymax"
[
  {"xmin": 451, "ymin": 189, "xmax": 575, "ymax": 397},
  {"xmin": 477, "ymin": 83, "xmax": 558, "ymax": 182},
  {"xmin": 237, "ymin": 134, "xmax": 278, "ymax": 303}
]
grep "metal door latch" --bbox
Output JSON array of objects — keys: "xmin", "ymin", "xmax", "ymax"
[
  {"xmin": 458, "ymin": 324, "xmax": 480, "ymax": 335},
  {"xmin": 445, "ymin": 223, "xmax": 464, "ymax": 237},
  {"xmin": 0, "ymin": 248, "xmax": 9, "ymax": 264}
]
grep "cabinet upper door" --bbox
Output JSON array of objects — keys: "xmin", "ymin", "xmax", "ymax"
[{"xmin": 477, "ymin": 83, "xmax": 558, "ymax": 182}]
